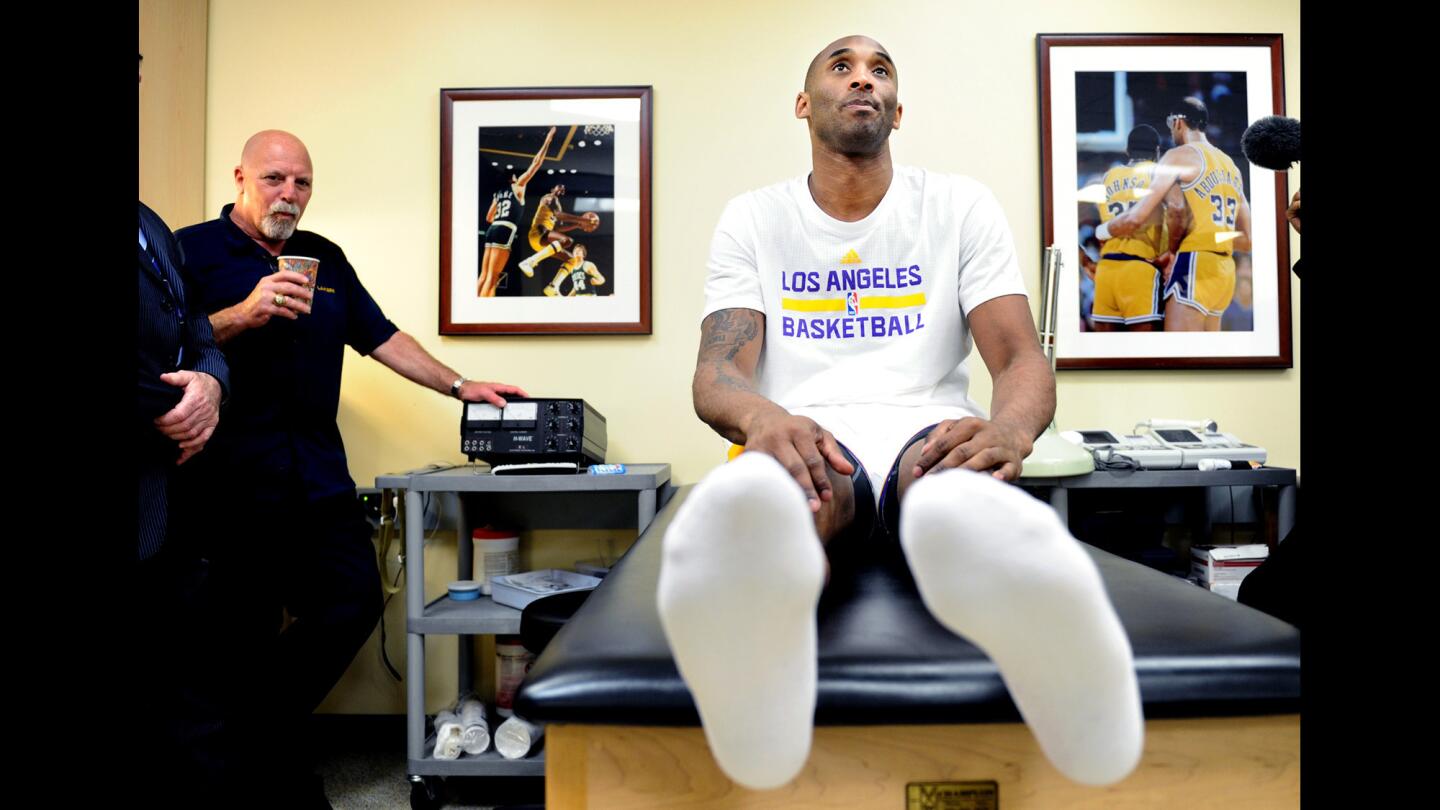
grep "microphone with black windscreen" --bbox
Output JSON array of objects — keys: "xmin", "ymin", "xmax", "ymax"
[{"xmin": 1241, "ymin": 115, "xmax": 1300, "ymax": 170}]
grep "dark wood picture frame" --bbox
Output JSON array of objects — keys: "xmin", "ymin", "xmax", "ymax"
[
  {"xmin": 1038, "ymin": 34, "xmax": 1291, "ymax": 369},
  {"xmin": 439, "ymin": 86, "xmax": 652, "ymax": 335}
]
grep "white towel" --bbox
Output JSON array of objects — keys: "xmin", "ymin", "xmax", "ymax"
[
  {"xmin": 495, "ymin": 715, "xmax": 545, "ymax": 760},
  {"xmin": 459, "ymin": 698, "xmax": 490, "ymax": 755},
  {"xmin": 432, "ymin": 709, "xmax": 464, "ymax": 760}
]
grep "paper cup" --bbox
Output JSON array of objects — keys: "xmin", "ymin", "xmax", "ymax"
[{"xmin": 277, "ymin": 255, "xmax": 319, "ymax": 291}]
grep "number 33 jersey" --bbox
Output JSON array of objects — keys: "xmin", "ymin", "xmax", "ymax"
[{"xmin": 1177, "ymin": 142, "xmax": 1245, "ymax": 255}]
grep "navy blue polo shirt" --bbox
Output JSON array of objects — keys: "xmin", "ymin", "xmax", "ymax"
[{"xmin": 175, "ymin": 204, "xmax": 399, "ymax": 501}]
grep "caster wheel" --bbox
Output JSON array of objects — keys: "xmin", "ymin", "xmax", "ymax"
[{"xmin": 409, "ymin": 775, "xmax": 441, "ymax": 810}]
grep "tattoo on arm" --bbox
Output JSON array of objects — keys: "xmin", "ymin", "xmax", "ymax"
[
  {"xmin": 698, "ymin": 309, "xmax": 762, "ymax": 392},
  {"xmin": 699, "ymin": 309, "xmax": 760, "ymax": 361},
  {"xmin": 694, "ymin": 309, "xmax": 777, "ymax": 443}
]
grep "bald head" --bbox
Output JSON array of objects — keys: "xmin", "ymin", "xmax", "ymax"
[
  {"xmin": 796, "ymin": 35, "xmax": 902, "ymax": 158},
  {"xmin": 240, "ymin": 130, "xmax": 312, "ymax": 172},
  {"xmin": 232, "ymin": 129, "xmax": 314, "ymax": 246},
  {"xmin": 804, "ymin": 35, "xmax": 895, "ymax": 92}
]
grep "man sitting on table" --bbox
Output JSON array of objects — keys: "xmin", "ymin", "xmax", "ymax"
[{"xmin": 656, "ymin": 35, "xmax": 1143, "ymax": 791}]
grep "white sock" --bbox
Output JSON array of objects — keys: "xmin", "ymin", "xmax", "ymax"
[
  {"xmin": 656, "ymin": 452, "xmax": 826, "ymax": 789},
  {"xmin": 899, "ymin": 469, "xmax": 1144, "ymax": 786},
  {"xmin": 519, "ymin": 244, "xmax": 556, "ymax": 276}
]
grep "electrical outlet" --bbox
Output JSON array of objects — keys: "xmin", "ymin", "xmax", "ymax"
[{"xmin": 356, "ymin": 487, "xmax": 383, "ymax": 527}]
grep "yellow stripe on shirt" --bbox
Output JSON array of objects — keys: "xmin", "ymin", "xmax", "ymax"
[{"xmin": 780, "ymin": 292, "xmax": 926, "ymax": 312}]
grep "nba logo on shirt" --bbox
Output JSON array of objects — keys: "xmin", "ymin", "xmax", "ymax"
[{"xmin": 846, "ymin": 291, "xmax": 860, "ymax": 316}]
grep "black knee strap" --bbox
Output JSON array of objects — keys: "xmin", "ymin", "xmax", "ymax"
[
  {"xmin": 879, "ymin": 423, "xmax": 941, "ymax": 543},
  {"xmin": 825, "ymin": 441, "xmax": 877, "ymax": 580}
]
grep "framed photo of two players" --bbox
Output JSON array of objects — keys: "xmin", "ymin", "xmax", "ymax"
[
  {"xmin": 1039, "ymin": 34, "xmax": 1291, "ymax": 369},
  {"xmin": 440, "ymin": 86, "xmax": 652, "ymax": 334}
]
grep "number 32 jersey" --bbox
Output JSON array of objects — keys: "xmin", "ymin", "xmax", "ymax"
[
  {"xmin": 491, "ymin": 184, "xmax": 522, "ymax": 227},
  {"xmin": 1097, "ymin": 160, "xmax": 1163, "ymax": 260}
]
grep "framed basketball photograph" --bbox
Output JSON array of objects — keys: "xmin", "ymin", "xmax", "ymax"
[
  {"xmin": 1038, "ymin": 34, "xmax": 1290, "ymax": 369},
  {"xmin": 440, "ymin": 86, "xmax": 652, "ymax": 334}
]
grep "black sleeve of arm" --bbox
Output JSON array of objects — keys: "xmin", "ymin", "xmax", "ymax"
[{"xmin": 137, "ymin": 370, "xmax": 184, "ymax": 423}]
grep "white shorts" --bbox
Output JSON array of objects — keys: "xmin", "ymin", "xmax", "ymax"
[{"xmin": 790, "ymin": 402, "xmax": 983, "ymax": 507}]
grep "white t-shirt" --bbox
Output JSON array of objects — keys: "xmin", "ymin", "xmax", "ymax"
[{"xmin": 702, "ymin": 165, "xmax": 1030, "ymax": 488}]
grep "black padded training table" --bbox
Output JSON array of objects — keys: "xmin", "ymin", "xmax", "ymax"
[{"xmin": 517, "ymin": 486, "xmax": 1300, "ymax": 808}]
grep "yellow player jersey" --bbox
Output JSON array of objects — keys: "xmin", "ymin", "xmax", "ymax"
[
  {"xmin": 1177, "ymin": 142, "xmax": 1246, "ymax": 255},
  {"xmin": 1097, "ymin": 160, "xmax": 1164, "ymax": 259},
  {"xmin": 533, "ymin": 197, "xmax": 560, "ymax": 232}
]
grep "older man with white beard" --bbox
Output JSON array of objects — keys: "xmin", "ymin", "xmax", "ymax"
[{"xmin": 174, "ymin": 130, "xmax": 526, "ymax": 806}]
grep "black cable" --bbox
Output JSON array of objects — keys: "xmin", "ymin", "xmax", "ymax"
[
  {"xmin": 377, "ymin": 487, "xmax": 446, "ymax": 682},
  {"xmin": 373, "ymin": 492, "xmax": 405, "ymax": 683},
  {"xmin": 1092, "ymin": 447, "xmax": 1140, "ymax": 471},
  {"xmin": 1229, "ymin": 485, "xmax": 1236, "ymax": 545},
  {"xmin": 379, "ymin": 562, "xmax": 404, "ymax": 681}
]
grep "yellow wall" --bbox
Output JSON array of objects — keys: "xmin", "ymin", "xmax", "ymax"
[
  {"xmin": 139, "ymin": 0, "xmax": 207, "ymax": 228},
  {"xmin": 192, "ymin": 0, "xmax": 1300, "ymax": 713}
]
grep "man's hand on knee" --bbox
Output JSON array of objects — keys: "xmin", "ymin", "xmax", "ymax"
[
  {"xmin": 744, "ymin": 413, "xmax": 855, "ymax": 512},
  {"xmin": 912, "ymin": 417, "xmax": 1034, "ymax": 482}
]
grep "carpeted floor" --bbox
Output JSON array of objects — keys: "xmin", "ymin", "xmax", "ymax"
[{"xmin": 314, "ymin": 715, "xmax": 544, "ymax": 810}]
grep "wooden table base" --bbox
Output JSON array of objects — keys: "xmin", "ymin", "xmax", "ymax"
[{"xmin": 546, "ymin": 715, "xmax": 1299, "ymax": 809}]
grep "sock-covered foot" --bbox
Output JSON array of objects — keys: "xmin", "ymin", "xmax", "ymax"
[
  {"xmin": 900, "ymin": 468, "xmax": 1144, "ymax": 785},
  {"xmin": 657, "ymin": 452, "xmax": 826, "ymax": 789},
  {"xmin": 520, "ymin": 243, "xmax": 559, "ymax": 277}
]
